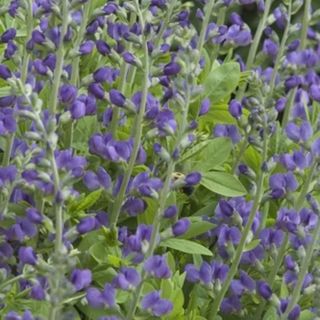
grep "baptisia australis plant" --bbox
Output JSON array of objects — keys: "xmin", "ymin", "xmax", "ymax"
[{"xmin": 1, "ymin": 0, "xmax": 320, "ymax": 319}]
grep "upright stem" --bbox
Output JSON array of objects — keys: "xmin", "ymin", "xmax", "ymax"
[
  {"xmin": 109, "ymin": 33, "xmax": 149, "ymax": 228},
  {"xmin": 236, "ymin": 0, "xmax": 273, "ymax": 100},
  {"xmin": 49, "ymin": 0, "xmax": 69, "ymax": 115},
  {"xmin": 2, "ymin": 0, "xmax": 33, "ymax": 166},
  {"xmin": 65, "ymin": 0, "xmax": 92, "ymax": 148},
  {"xmin": 300, "ymin": 0, "xmax": 311, "ymax": 50},
  {"xmin": 126, "ymin": 81, "xmax": 192, "ymax": 320},
  {"xmin": 280, "ymin": 161, "xmax": 318, "ymax": 319},
  {"xmin": 197, "ymin": 0, "xmax": 215, "ymax": 52},
  {"xmin": 210, "ymin": 120, "xmax": 269, "ymax": 318}
]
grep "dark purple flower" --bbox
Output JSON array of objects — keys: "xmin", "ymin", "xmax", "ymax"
[
  {"xmin": 0, "ymin": 28, "xmax": 16, "ymax": 43},
  {"xmin": 229, "ymin": 99, "xmax": 242, "ymax": 119},
  {"xmin": 221, "ymin": 295, "xmax": 242, "ymax": 314},
  {"xmin": 70, "ymin": 269, "xmax": 92, "ymax": 291},
  {"xmin": 259, "ymin": 228, "xmax": 284, "ymax": 248},
  {"xmin": 310, "ymin": 84, "xmax": 320, "ymax": 102},
  {"xmin": 88, "ymin": 83, "xmax": 105, "ymax": 100},
  {"xmin": 70, "ymin": 100, "xmax": 86, "ymax": 119},
  {"xmin": 59, "ymin": 84, "xmax": 77, "ymax": 105},
  {"xmin": 269, "ymin": 172, "xmax": 298, "ymax": 199},
  {"xmin": 0, "ymin": 64, "xmax": 12, "ymax": 79},
  {"xmin": 144, "ymin": 255, "xmax": 171, "ymax": 278},
  {"xmin": 0, "ymin": 165, "xmax": 17, "ymax": 187},
  {"xmin": 77, "ymin": 216, "xmax": 97, "ymax": 234},
  {"xmin": 230, "ymin": 271, "xmax": 255, "ymax": 295},
  {"xmin": 18, "ymin": 247, "xmax": 37, "ymax": 265},
  {"xmin": 86, "ymin": 288, "xmax": 105, "ymax": 308},
  {"xmin": 26, "ymin": 207, "xmax": 43, "ymax": 224},
  {"xmin": 79, "ymin": 40, "xmax": 95, "ymax": 55},
  {"xmin": 277, "ymin": 208, "xmax": 300, "ymax": 233},
  {"xmin": 109, "ymin": 89, "xmax": 126, "ymax": 107},
  {"xmin": 96, "ymin": 40, "xmax": 111, "ymax": 56},
  {"xmin": 163, "ymin": 62, "xmax": 181, "ymax": 76},
  {"xmin": 263, "ymin": 39, "xmax": 278, "ymax": 59},
  {"xmin": 199, "ymin": 98, "xmax": 210, "ymax": 116},
  {"xmin": 275, "ymin": 97, "xmax": 287, "ymax": 112},
  {"xmin": 0, "ymin": 108, "xmax": 16, "ymax": 135},
  {"xmin": 31, "ymin": 30, "xmax": 46, "ymax": 44},
  {"xmin": 163, "ymin": 205, "xmax": 178, "ymax": 218},
  {"xmin": 185, "ymin": 172, "xmax": 201, "ymax": 185},
  {"xmin": 123, "ymin": 197, "xmax": 146, "ymax": 216},
  {"xmin": 172, "ymin": 218, "xmax": 190, "ymax": 236},
  {"xmin": 4, "ymin": 40, "xmax": 17, "ymax": 59},
  {"xmin": 185, "ymin": 264, "xmax": 200, "ymax": 282},
  {"xmin": 256, "ymin": 280, "xmax": 272, "ymax": 300},
  {"xmin": 93, "ymin": 67, "xmax": 119, "ymax": 83}
]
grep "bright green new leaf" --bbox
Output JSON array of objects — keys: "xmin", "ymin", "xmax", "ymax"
[{"xmin": 68, "ymin": 189, "xmax": 103, "ymax": 213}]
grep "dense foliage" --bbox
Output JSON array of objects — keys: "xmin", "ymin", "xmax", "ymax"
[{"xmin": 1, "ymin": 0, "xmax": 320, "ymax": 319}]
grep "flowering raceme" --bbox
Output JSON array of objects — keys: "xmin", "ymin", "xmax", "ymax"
[{"xmin": 1, "ymin": 0, "xmax": 320, "ymax": 319}]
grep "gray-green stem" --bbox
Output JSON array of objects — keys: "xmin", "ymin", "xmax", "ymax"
[
  {"xmin": 2, "ymin": 0, "xmax": 32, "ymax": 166},
  {"xmin": 49, "ymin": 0, "xmax": 69, "ymax": 115},
  {"xmin": 126, "ymin": 81, "xmax": 191, "ymax": 320},
  {"xmin": 65, "ymin": 0, "xmax": 92, "ymax": 148},
  {"xmin": 236, "ymin": 0, "xmax": 273, "ymax": 100},
  {"xmin": 280, "ymin": 161, "xmax": 318, "ymax": 319},
  {"xmin": 109, "ymin": 13, "xmax": 149, "ymax": 228},
  {"xmin": 209, "ymin": 119, "xmax": 269, "ymax": 317}
]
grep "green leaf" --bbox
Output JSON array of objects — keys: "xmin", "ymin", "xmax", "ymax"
[
  {"xmin": 204, "ymin": 62, "xmax": 241, "ymax": 102},
  {"xmin": 179, "ymin": 140, "xmax": 210, "ymax": 163},
  {"xmin": 244, "ymin": 239, "xmax": 261, "ymax": 252},
  {"xmin": 201, "ymin": 172, "xmax": 247, "ymax": 197},
  {"xmin": 193, "ymin": 138, "xmax": 232, "ymax": 171},
  {"xmin": 68, "ymin": 189, "xmax": 103, "ymax": 213},
  {"xmin": 263, "ymin": 306, "xmax": 278, "ymax": 320},
  {"xmin": 160, "ymin": 239, "xmax": 213, "ymax": 256},
  {"xmin": 300, "ymin": 310, "xmax": 316, "ymax": 320},
  {"xmin": 180, "ymin": 219, "xmax": 215, "ymax": 240}
]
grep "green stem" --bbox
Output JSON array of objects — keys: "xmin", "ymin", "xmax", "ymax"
[
  {"xmin": 2, "ymin": 0, "xmax": 32, "ymax": 166},
  {"xmin": 64, "ymin": 0, "xmax": 92, "ymax": 148},
  {"xmin": 300, "ymin": 0, "xmax": 311, "ymax": 50},
  {"xmin": 0, "ymin": 274, "xmax": 24, "ymax": 292},
  {"xmin": 197, "ymin": 0, "xmax": 216, "ymax": 52},
  {"xmin": 280, "ymin": 162, "xmax": 318, "ymax": 319},
  {"xmin": 109, "ymin": 40, "xmax": 149, "ymax": 228},
  {"xmin": 210, "ymin": 120, "xmax": 269, "ymax": 318},
  {"xmin": 236, "ymin": 0, "xmax": 273, "ymax": 100},
  {"xmin": 126, "ymin": 82, "xmax": 191, "ymax": 320},
  {"xmin": 231, "ymin": 136, "xmax": 248, "ymax": 174},
  {"xmin": 49, "ymin": 0, "xmax": 69, "ymax": 115},
  {"xmin": 269, "ymin": 1, "xmax": 292, "ymax": 94}
]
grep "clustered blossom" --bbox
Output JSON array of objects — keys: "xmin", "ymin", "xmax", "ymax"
[{"xmin": 1, "ymin": 0, "xmax": 320, "ymax": 319}]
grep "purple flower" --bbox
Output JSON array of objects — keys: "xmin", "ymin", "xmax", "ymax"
[
  {"xmin": 163, "ymin": 62, "xmax": 181, "ymax": 76},
  {"xmin": 199, "ymin": 98, "xmax": 210, "ymax": 116},
  {"xmin": 285, "ymin": 121, "xmax": 312, "ymax": 143},
  {"xmin": 86, "ymin": 288, "xmax": 105, "ymax": 308},
  {"xmin": 230, "ymin": 271, "xmax": 255, "ymax": 295},
  {"xmin": 0, "ymin": 64, "xmax": 12, "ymax": 79},
  {"xmin": 31, "ymin": 30, "xmax": 46, "ymax": 44},
  {"xmin": 0, "ymin": 108, "xmax": 16, "ymax": 135},
  {"xmin": 185, "ymin": 172, "xmax": 202, "ymax": 185},
  {"xmin": 228, "ymin": 99, "xmax": 242, "ymax": 119},
  {"xmin": 26, "ymin": 208, "xmax": 43, "ymax": 224},
  {"xmin": 96, "ymin": 40, "xmax": 111, "ymax": 56},
  {"xmin": 59, "ymin": 84, "xmax": 77, "ymax": 105},
  {"xmin": 79, "ymin": 40, "xmax": 95, "ymax": 55},
  {"xmin": 123, "ymin": 197, "xmax": 146, "ymax": 216},
  {"xmin": 185, "ymin": 264, "xmax": 200, "ymax": 282},
  {"xmin": 109, "ymin": 89, "xmax": 126, "ymax": 107},
  {"xmin": 70, "ymin": 269, "xmax": 92, "ymax": 291},
  {"xmin": 269, "ymin": 172, "xmax": 298, "ymax": 199},
  {"xmin": 262, "ymin": 39, "xmax": 278, "ymax": 59},
  {"xmin": 93, "ymin": 67, "xmax": 119, "ymax": 83},
  {"xmin": 172, "ymin": 218, "xmax": 190, "ymax": 236},
  {"xmin": 259, "ymin": 228, "xmax": 284, "ymax": 248},
  {"xmin": 112, "ymin": 267, "xmax": 141, "ymax": 290},
  {"xmin": 309, "ymin": 84, "xmax": 320, "ymax": 102},
  {"xmin": 70, "ymin": 100, "xmax": 86, "ymax": 119},
  {"xmin": 277, "ymin": 208, "xmax": 300, "ymax": 233},
  {"xmin": 0, "ymin": 165, "xmax": 17, "ymax": 187},
  {"xmin": 214, "ymin": 124, "xmax": 241, "ymax": 143},
  {"xmin": 84, "ymin": 167, "xmax": 112, "ymax": 190},
  {"xmin": 141, "ymin": 291, "xmax": 173, "ymax": 317},
  {"xmin": 18, "ymin": 247, "xmax": 37, "ymax": 265},
  {"xmin": 163, "ymin": 205, "xmax": 178, "ymax": 218},
  {"xmin": 77, "ymin": 216, "xmax": 97, "ymax": 234},
  {"xmin": 144, "ymin": 255, "xmax": 171, "ymax": 278},
  {"xmin": 0, "ymin": 28, "xmax": 16, "ymax": 43},
  {"xmin": 256, "ymin": 280, "xmax": 272, "ymax": 300}
]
